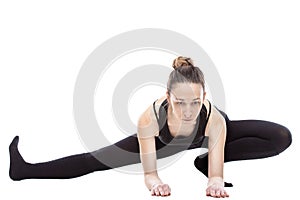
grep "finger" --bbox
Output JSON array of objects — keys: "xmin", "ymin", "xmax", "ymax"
[
  {"xmin": 206, "ymin": 188, "xmax": 211, "ymax": 196},
  {"xmin": 150, "ymin": 185, "xmax": 157, "ymax": 196},
  {"xmin": 158, "ymin": 186, "xmax": 165, "ymax": 196},
  {"xmin": 151, "ymin": 188, "xmax": 158, "ymax": 196},
  {"xmin": 151, "ymin": 189, "xmax": 155, "ymax": 196},
  {"xmin": 162, "ymin": 185, "xmax": 171, "ymax": 196},
  {"xmin": 162, "ymin": 184, "xmax": 169, "ymax": 190},
  {"xmin": 151, "ymin": 189, "xmax": 154, "ymax": 196},
  {"xmin": 206, "ymin": 188, "xmax": 213, "ymax": 197},
  {"xmin": 215, "ymin": 190, "xmax": 221, "ymax": 198},
  {"xmin": 210, "ymin": 189, "xmax": 216, "ymax": 197},
  {"xmin": 221, "ymin": 190, "xmax": 229, "ymax": 198},
  {"xmin": 154, "ymin": 187, "xmax": 160, "ymax": 196},
  {"xmin": 224, "ymin": 190, "xmax": 229, "ymax": 197},
  {"xmin": 220, "ymin": 190, "xmax": 225, "ymax": 198},
  {"xmin": 163, "ymin": 189, "xmax": 171, "ymax": 196},
  {"xmin": 223, "ymin": 189, "xmax": 229, "ymax": 197}
]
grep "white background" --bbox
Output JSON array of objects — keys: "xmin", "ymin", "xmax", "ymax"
[{"xmin": 1, "ymin": 0, "xmax": 299, "ymax": 199}]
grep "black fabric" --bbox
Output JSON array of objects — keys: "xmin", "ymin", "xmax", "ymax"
[
  {"xmin": 193, "ymin": 119, "xmax": 292, "ymax": 187},
  {"xmin": 9, "ymin": 134, "xmax": 190, "ymax": 180},
  {"xmin": 153, "ymin": 99, "xmax": 211, "ymax": 147},
  {"xmin": 9, "ymin": 103, "xmax": 292, "ymax": 183}
]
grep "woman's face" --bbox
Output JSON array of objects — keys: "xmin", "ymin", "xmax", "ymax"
[{"xmin": 167, "ymin": 83, "xmax": 206, "ymax": 123}]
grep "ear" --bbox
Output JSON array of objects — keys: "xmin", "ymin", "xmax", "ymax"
[
  {"xmin": 202, "ymin": 91, "xmax": 207, "ymax": 101},
  {"xmin": 166, "ymin": 91, "xmax": 170, "ymax": 104}
]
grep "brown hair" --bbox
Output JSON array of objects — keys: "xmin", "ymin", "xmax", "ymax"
[{"xmin": 167, "ymin": 56, "xmax": 205, "ymax": 94}]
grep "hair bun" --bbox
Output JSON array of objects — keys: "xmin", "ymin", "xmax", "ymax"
[{"xmin": 172, "ymin": 56, "xmax": 194, "ymax": 70}]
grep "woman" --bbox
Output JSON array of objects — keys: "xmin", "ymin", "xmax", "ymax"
[{"xmin": 9, "ymin": 56, "xmax": 292, "ymax": 198}]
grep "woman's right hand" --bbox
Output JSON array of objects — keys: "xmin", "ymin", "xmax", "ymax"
[{"xmin": 150, "ymin": 183, "xmax": 171, "ymax": 196}]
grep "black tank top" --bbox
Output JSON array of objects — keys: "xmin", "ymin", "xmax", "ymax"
[{"xmin": 153, "ymin": 99, "xmax": 212, "ymax": 146}]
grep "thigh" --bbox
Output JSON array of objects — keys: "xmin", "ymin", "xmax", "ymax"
[
  {"xmin": 226, "ymin": 119, "xmax": 291, "ymax": 147},
  {"xmin": 113, "ymin": 133, "xmax": 174, "ymax": 154},
  {"xmin": 224, "ymin": 120, "xmax": 292, "ymax": 162},
  {"xmin": 94, "ymin": 134, "xmax": 187, "ymax": 166}
]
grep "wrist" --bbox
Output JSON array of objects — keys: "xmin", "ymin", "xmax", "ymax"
[
  {"xmin": 207, "ymin": 176, "xmax": 224, "ymax": 187},
  {"xmin": 144, "ymin": 175, "xmax": 163, "ymax": 190}
]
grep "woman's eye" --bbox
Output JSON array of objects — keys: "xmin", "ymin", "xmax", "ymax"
[{"xmin": 175, "ymin": 102, "xmax": 200, "ymax": 105}]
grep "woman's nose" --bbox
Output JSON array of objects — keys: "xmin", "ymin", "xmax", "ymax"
[{"xmin": 184, "ymin": 110, "xmax": 192, "ymax": 118}]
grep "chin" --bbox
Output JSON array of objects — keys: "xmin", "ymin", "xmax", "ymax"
[{"xmin": 182, "ymin": 119, "xmax": 195, "ymax": 123}]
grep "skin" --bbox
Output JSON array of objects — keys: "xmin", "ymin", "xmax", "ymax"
[{"xmin": 137, "ymin": 82, "xmax": 229, "ymax": 198}]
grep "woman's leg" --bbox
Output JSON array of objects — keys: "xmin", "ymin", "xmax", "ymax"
[
  {"xmin": 194, "ymin": 119, "xmax": 292, "ymax": 186},
  {"xmin": 9, "ymin": 134, "xmax": 182, "ymax": 180},
  {"xmin": 224, "ymin": 120, "xmax": 292, "ymax": 162},
  {"xmin": 9, "ymin": 135, "xmax": 136, "ymax": 180}
]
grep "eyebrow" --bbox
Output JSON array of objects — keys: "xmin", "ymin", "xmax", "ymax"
[{"xmin": 176, "ymin": 97, "xmax": 201, "ymax": 101}]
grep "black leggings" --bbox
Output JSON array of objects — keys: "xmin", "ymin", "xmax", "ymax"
[{"xmin": 9, "ymin": 119, "xmax": 292, "ymax": 181}]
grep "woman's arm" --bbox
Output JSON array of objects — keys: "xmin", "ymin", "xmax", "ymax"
[
  {"xmin": 205, "ymin": 105, "xmax": 229, "ymax": 198},
  {"xmin": 137, "ymin": 104, "xmax": 171, "ymax": 196}
]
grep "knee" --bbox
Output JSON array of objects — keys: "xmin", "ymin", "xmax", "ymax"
[
  {"xmin": 193, "ymin": 153, "xmax": 208, "ymax": 170},
  {"xmin": 274, "ymin": 125, "xmax": 292, "ymax": 154}
]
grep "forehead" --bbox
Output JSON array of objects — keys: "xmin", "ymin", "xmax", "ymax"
[{"xmin": 170, "ymin": 83, "xmax": 203, "ymax": 99}]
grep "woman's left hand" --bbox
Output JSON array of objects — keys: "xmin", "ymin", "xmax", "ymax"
[{"xmin": 206, "ymin": 177, "xmax": 229, "ymax": 198}]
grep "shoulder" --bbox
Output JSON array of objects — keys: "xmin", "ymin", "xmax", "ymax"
[
  {"xmin": 153, "ymin": 95, "xmax": 167, "ymax": 116},
  {"xmin": 204, "ymin": 100, "xmax": 226, "ymax": 137},
  {"xmin": 142, "ymin": 94, "xmax": 167, "ymax": 123},
  {"xmin": 203, "ymin": 99, "xmax": 211, "ymax": 118},
  {"xmin": 137, "ymin": 95, "xmax": 166, "ymax": 138}
]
